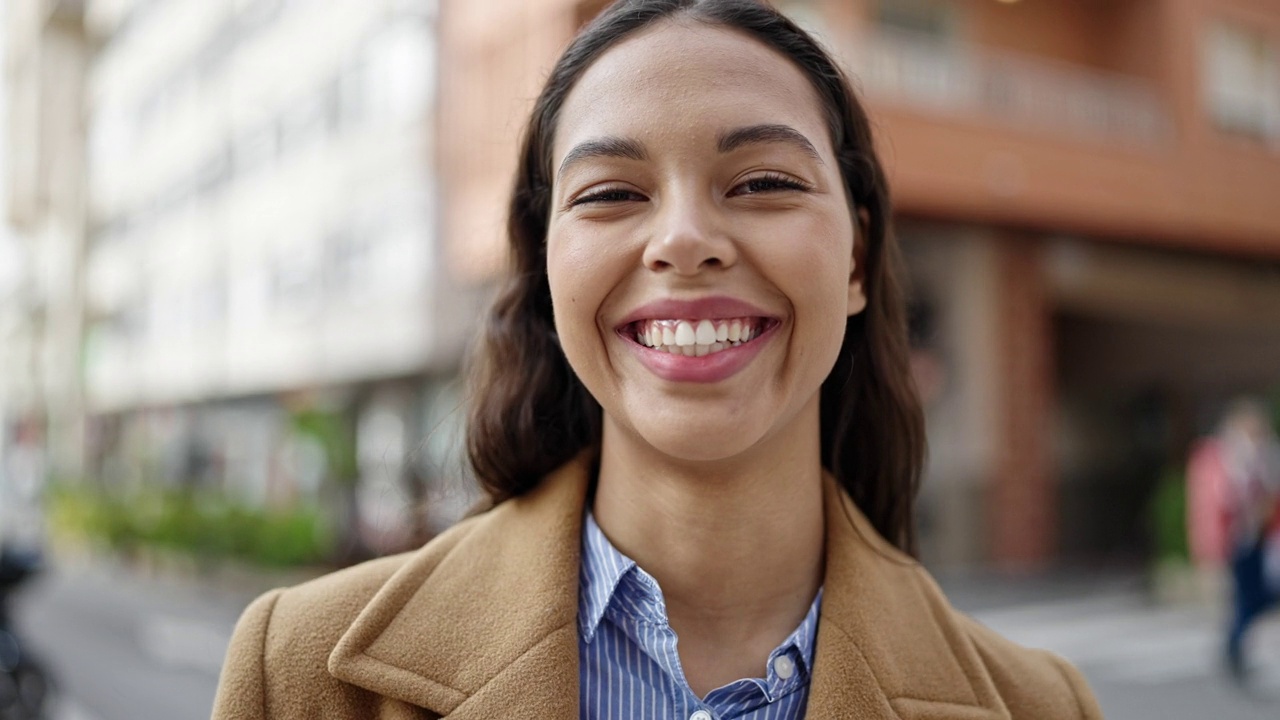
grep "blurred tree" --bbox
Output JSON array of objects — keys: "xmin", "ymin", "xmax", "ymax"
[
  {"xmin": 289, "ymin": 406, "xmax": 366, "ymax": 564},
  {"xmin": 1148, "ymin": 465, "xmax": 1190, "ymax": 566}
]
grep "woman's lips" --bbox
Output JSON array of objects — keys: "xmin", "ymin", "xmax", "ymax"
[
  {"xmin": 616, "ymin": 296, "xmax": 775, "ymax": 327},
  {"xmin": 614, "ymin": 297, "xmax": 780, "ymax": 383},
  {"xmin": 629, "ymin": 317, "xmax": 768, "ymax": 355},
  {"xmin": 618, "ymin": 319, "xmax": 779, "ymax": 384}
]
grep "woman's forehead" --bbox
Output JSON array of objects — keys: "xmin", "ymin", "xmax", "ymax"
[{"xmin": 552, "ymin": 21, "xmax": 832, "ymax": 162}]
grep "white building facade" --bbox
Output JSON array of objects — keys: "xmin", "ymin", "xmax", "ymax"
[{"xmin": 3, "ymin": 0, "xmax": 486, "ymax": 557}]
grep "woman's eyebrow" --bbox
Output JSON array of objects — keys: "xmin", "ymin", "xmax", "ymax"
[
  {"xmin": 557, "ymin": 137, "xmax": 649, "ymax": 179},
  {"xmin": 717, "ymin": 124, "xmax": 823, "ymax": 163}
]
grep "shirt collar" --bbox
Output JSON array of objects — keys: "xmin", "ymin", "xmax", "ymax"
[
  {"xmin": 578, "ymin": 510, "xmax": 824, "ymax": 683},
  {"xmin": 578, "ymin": 510, "xmax": 639, "ymax": 642},
  {"xmin": 780, "ymin": 585, "xmax": 823, "ymax": 682}
]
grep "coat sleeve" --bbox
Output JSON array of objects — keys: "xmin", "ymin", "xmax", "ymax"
[{"xmin": 212, "ymin": 589, "xmax": 284, "ymax": 720}]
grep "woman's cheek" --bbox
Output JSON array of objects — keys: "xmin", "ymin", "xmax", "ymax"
[{"xmin": 549, "ymin": 229, "xmax": 615, "ymax": 371}]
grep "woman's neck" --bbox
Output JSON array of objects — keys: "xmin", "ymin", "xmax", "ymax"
[{"xmin": 590, "ymin": 408, "xmax": 826, "ymax": 696}]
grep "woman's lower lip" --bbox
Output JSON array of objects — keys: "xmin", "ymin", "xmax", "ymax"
[{"xmin": 621, "ymin": 325, "xmax": 776, "ymax": 383}]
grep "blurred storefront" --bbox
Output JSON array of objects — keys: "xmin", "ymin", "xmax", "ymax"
[{"xmin": 796, "ymin": 0, "xmax": 1280, "ymax": 570}]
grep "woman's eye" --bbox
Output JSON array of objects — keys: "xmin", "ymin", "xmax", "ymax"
[
  {"xmin": 731, "ymin": 173, "xmax": 811, "ymax": 196},
  {"xmin": 570, "ymin": 188, "xmax": 645, "ymax": 207}
]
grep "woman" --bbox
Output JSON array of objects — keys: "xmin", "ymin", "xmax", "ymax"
[{"xmin": 213, "ymin": 1, "xmax": 1102, "ymax": 718}]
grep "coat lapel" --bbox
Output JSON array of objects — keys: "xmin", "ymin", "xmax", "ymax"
[
  {"xmin": 330, "ymin": 458, "xmax": 1009, "ymax": 719},
  {"xmin": 810, "ymin": 474, "xmax": 1010, "ymax": 720},
  {"xmin": 329, "ymin": 459, "xmax": 590, "ymax": 718}
]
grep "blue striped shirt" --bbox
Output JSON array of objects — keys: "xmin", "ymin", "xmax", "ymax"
[{"xmin": 579, "ymin": 512, "xmax": 822, "ymax": 720}]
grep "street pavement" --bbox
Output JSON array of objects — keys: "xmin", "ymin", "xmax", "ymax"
[
  {"xmin": 11, "ymin": 558, "xmax": 1280, "ymax": 719},
  {"xmin": 965, "ymin": 588, "xmax": 1280, "ymax": 719},
  {"xmin": 14, "ymin": 558, "xmax": 263, "ymax": 720}
]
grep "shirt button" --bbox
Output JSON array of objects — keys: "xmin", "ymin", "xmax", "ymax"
[
  {"xmin": 690, "ymin": 711, "xmax": 713, "ymax": 720},
  {"xmin": 773, "ymin": 655, "xmax": 796, "ymax": 679}
]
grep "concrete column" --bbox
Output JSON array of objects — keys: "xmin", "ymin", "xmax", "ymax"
[{"xmin": 991, "ymin": 234, "xmax": 1056, "ymax": 568}]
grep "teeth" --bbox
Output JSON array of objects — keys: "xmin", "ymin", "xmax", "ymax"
[
  {"xmin": 675, "ymin": 321, "xmax": 696, "ymax": 347},
  {"xmin": 694, "ymin": 320, "xmax": 716, "ymax": 345},
  {"xmin": 632, "ymin": 317, "xmax": 766, "ymax": 357}
]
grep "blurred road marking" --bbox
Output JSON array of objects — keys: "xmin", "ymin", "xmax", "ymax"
[{"xmin": 137, "ymin": 615, "xmax": 231, "ymax": 676}]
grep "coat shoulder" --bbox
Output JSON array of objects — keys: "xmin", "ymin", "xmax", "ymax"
[
  {"xmin": 272, "ymin": 516, "xmax": 482, "ymax": 651},
  {"xmin": 910, "ymin": 564, "xmax": 1104, "ymax": 720},
  {"xmin": 956, "ymin": 610, "xmax": 1104, "ymax": 719},
  {"xmin": 878, "ymin": 559, "xmax": 1103, "ymax": 719},
  {"xmin": 213, "ymin": 517, "xmax": 484, "ymax": 719},
  {"xmin": 907, "ymin": 565, "xmax": 1103, "ymax": 718}
]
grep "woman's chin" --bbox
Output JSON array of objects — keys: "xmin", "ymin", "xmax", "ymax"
[{"xmin": 624, "ymin": 423, "xmax": 767, "ymax": 466}]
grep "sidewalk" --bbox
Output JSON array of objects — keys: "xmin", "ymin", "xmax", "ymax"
[
  {"xmin": 933, "ymin": 564, "xmax": 1280, "ymax": 720},
  {"xmin": 16, "ymin": 550, "xmax": 329, "ymax": 720},
  {"xmin": 933, "ymin": 564, "xmax": 1154, "ymax": 613}
]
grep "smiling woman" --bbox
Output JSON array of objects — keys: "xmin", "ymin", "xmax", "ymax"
[{"xmin": 212, "ymin": 2, "xmax": 1103, "ymax": 719}]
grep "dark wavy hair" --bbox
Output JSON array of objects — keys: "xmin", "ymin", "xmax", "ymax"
[{"xmin": 466, "ymin": 0, "xmax": 926, "ymax": 555}]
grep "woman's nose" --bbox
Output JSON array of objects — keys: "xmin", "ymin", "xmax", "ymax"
[{"xmin": 641, "ymin": 196, "xmax": 738, "ymax": 275}]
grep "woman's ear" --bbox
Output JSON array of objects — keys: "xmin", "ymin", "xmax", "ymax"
[{"xmin": 848, "ymin": 208, "xmax": 870, "ymax": 317}]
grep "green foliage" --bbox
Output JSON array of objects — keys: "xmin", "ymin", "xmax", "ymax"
[
  {"xmin": 48, "ymin": 483, "xmax": 334, "ymax": 567},
  {"xmin": 1148, "ymin": 465, "xmax": 1189, "ymax": 565},
  {"xmin": 289, "ymin": 408, "xmax": 358, "ymax": 485}
]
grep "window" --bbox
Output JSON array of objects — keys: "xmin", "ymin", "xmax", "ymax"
[
  {"xmin": 270, "ymin": 242, "xmax": 322, "ymax": 318},
  {"xmin": 362, "ymin": 23, "xmax": 436, "ymax": 126},
  {"xmin": 773, "ymin": 1, "xmax": 829, "ymax": 39},
  {"xmin": 875, "ymin": 0, "xmax": 958, "ymax": 41},
  {"xmin": 1204, "ymin": 21, "xmax": 1280, "ymax": 142}
]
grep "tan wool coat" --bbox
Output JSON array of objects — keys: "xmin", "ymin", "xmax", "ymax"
[{"xmin": 212, "ymin": 458, "xmax": 1104, "ymax": 719}]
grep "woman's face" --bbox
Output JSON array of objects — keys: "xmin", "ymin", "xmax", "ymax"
[{"xmin": 546, "ymin": 21, "xmax": 865, "ymax": 464}]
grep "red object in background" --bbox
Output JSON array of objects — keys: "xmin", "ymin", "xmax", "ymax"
[
  {"xmin": 1188, "ymin": 437, "xmax": 1280, "ymax": 568},
  {"xmin": 1187, "ymin": 438, "xmax": 1232, "ymax": 567}
]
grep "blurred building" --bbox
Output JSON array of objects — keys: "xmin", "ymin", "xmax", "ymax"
[
  {"xmin": 796, "ymin": 0, "xmax": 1280, "ymax": 570},
  {"xmin": 2, "ymin": 0, "xmax": 89, "ymax": 549},
  {"xmin": 6, "ymin": 0, "xmax": 1280, "ymax": 570},
  {"xmin": 3, "ymin": 0, "xmax": 486, "ymax": 556},
  {"xmin": 443, "ymin": 0, "xmax": 1280, "ymax": 570}
]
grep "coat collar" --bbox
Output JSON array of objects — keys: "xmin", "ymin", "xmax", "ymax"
[
  {"xmin": 808, "ymin": 476, "xmax": 1009, "ymax": 720},
  {"xmin": 329, "ymin": 457, "xmax": 1009, "ymax": 719}
]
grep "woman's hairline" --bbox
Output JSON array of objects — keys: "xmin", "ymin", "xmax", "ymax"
[{"xmin": 535, "ymin": 13, "xmax": 854, "ymax": 206}]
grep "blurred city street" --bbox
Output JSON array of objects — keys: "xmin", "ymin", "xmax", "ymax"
[
  {"xmin": 948, "ymin": 575, "xmax": 1280, "ymax": 720},
  {"xmin": 4, "ymin": 0, "xmax": 1280, "ymax": 718},
  {"xmin": 14, "ymin": 559, "xmax": 260, "ymax": 720},
  {"xmin": 9, "ymin": 559, "xmax": 1279, "ymax": 720}
]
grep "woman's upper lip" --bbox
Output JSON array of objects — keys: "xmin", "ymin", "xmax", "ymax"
[{"xmin": 616, "ymin": 296, "xmax": 777, "ymax": 327}]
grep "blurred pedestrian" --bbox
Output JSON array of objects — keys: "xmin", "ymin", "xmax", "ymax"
[
  {"xmin": 1204, "ymin": 399, "xmax": 1280, "ymax": 682},
  {"xmin": 213, "ymin": 2, "xmax": 1101, "ymax": 718}
]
